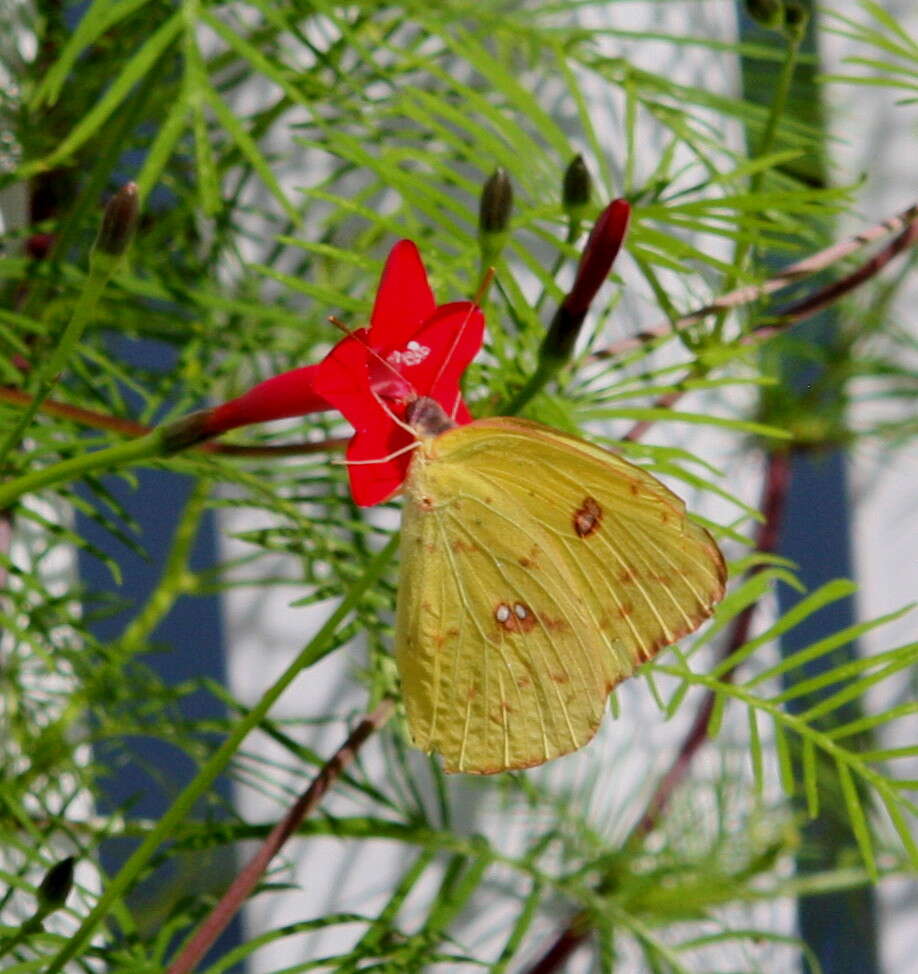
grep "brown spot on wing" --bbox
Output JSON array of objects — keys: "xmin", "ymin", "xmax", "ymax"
[
  {"xmin": 573, "ymin": 496, "xmax": 603, "ymax": 538},
  {"xmin": 518, "ymin": 544, "xmax": 542, "ymax": 569},
  {"xmin": 540, "ymin": 613, "xmax": 569, "ymax": 633},
  {"xmin": 494, "ymin": 601, "xmax": 537, "ymax": 633}
]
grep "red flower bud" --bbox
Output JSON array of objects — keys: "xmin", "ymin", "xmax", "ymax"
[
  {"xmin": 563, "ymin": 198, "xmax": 631, "ymax": 317},
  {"xmin": 539, "ymin": 199, "xmax": 631, "ymax": 366}
]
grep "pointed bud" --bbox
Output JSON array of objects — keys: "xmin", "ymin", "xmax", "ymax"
[
  {"xmin": 479, "ymin": 168, "xmax": 513, "ymax": 235},
  {"xmin": 93, "ymin": 182, "xmax": 139, "ymax": 258},
  {"xmin": 564, "ymin": 198, "xmax": 631, "ymax": 317},
  {"xmin": 540, "ymin": 199, "xmax": 631, "ymax": 365},
  {"xmin": 745, "ymin": 0, "xmax": 784, "ymax": 30},
  {"xmin": 36, "ymin": 857, "xmax": 74, "ymax": 916},
  {"xmin": 782, "ymin": 2, "xmax": 808, "ymax": 43},
  {"xmin": 562, "ymin": 155, "xmax": 591, "ymax": 223}
]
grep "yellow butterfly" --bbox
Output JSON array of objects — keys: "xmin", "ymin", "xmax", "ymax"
[{"xmin": 394, "ymin": 397, "xmax": 726, "ymax": 774}]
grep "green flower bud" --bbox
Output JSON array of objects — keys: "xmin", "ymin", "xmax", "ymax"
[
  {"xmin": 782, "ymin": 2, "xmax": 808, "ymax": 43},
  {"xmin": 562, "ymin": 155, "xmax": 592, "ymax": 222},
  {"xmin": 745, "ymin": 0, "xmax": 784, "ymax": 30},
  {"xmin": 93, "ymin": 182, "xmax": 139, "ymax": 259},
  {"xmin": 478, "ymin": 168, "xmax": 513, "ymax": 235},
  {"xmin": 37, "ymin": 857, "xmax": 75, "ymax": 916},
  {"xmin": 478, "ymin": 168, "xmax": 513, "ymax": 273}
]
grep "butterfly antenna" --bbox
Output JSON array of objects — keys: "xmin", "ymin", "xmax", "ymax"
[
  {"xmin": 334, "ymin": 439, "xmax": 420, "ymax": 467},
  {"xmin": 327, "ymin": 314, "xmax": 407, "ymax": 389}
]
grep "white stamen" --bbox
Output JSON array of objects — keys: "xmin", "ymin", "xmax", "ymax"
[{"xmin": 388, "ymin": 340, "xmax": 430, "ymax": 368}]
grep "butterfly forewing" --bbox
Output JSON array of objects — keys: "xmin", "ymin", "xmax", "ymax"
[{"xmin": 395, "ymin": 417, "xmax": 726, "ymax": 774}]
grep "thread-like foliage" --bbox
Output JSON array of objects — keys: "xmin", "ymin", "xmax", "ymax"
[{"xmin": 0, "ymin": 2, "xmax": 915, "ymax": 973}]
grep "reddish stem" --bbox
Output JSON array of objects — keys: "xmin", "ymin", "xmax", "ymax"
[
  {"xmin": 630, "ymin": 449, "xmax": 789, "ymax": 840},
  {"xmin": 619, "ymin": 215, "xmax": 918, "ymax": 442},
  {"xmin": 591, "ymin": 201, "xmax": 918, "ymax": 363},
  {"xmin": 165, "ymin": 699, "xmax": 394, "ymax": 974},
  {"xmin": 0, "ymin": 387, "xmax": 348, "ymax": 458}
]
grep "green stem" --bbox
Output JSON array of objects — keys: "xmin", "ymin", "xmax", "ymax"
[
  {"xmin": 534, "ymin": 221, "xmax": 580, "ymax": 316},
  {"xmin": 44, "ymin": 531, "xmax": 400, "ymax": 974},
  {"xmin": 116, "ymin": 478, "xmax": 209, "ymax": 657},
  {"xmin": 499, "ymin": 219, "xmax": 584, "ymax": 415},
  {"xmin": 20, "ymin": 479, "xmax": 212, "ymax": 771},
  {"xmin": 0, "ymin": 915, "xmax": 43, "ymax": 963},
  {"xmin": 0, "ymin": 428, "xmax": 166, "ymax": 511},
  {"xmin": 500, "ymin": 357, "xmax": 558, "ymax": 416},
  {"xmin": 0, "ymin": 264, "xmax": 114, "ymax": 471}
]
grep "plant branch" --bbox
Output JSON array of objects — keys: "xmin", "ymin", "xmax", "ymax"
[
  {"xmin": 0, "ymin": 386, "xmax": 349, "ymax": 457},
  {"xmin": 620, "ymin": 210, "xmax": 918, "ymax": 444},
  {"xmin": 629, "ymin": 449, "xmax": 790, "ymax": 839},
  {"xmin": 165, "ymin": 698, "xmax": 395, "ymax": 974},
  {"xmin": 3, "ymin": 204, "xmax": 911, "ymax": 500},
  {"xmin": 525, "ymin": 449, "xmax": 792, "ymax": 974},
  {"xmin": 43, "ymin": 533, "xmax": 400, "ymax": 974},
  {"xmin": 0, "ymin": 185, "xmax": 137, "ymax": 471},
  {"xmin": 710, "ymin": 17, "xmax": 805, "ymax": 343},
  {"xmin": 591, "ymin": 201, "xmax": 918, "ymax": 363}
]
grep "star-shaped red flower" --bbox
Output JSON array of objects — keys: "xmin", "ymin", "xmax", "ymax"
[
  {"xmin": 203, "ymin": 240, "xmax": 483, "ymax": 506},
  {"xmin": 314, "ymin": 241, "xmax": 483, "ymax": 505}
]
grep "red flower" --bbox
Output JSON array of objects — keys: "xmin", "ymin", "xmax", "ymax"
[
  {"xmin": 315, "ymin": 241, "xmax": 484, "ymax": 505},
  {"xmin": 203, "ymin": 240, "xmax": 484, "ymax": 507}
]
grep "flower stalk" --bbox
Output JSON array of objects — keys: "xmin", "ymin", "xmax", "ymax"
[
  {"xmin": 0, "ymin": 183, "xmax": 139, "ymax": 472},
  {"xmin": 478, "ymin": 167, "xmax": 514, "ymax": 280}
]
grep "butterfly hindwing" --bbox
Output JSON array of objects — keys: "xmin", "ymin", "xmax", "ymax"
[{"xmin": 395, "ymin": 417, "xmax": 726, "ymax": 774}]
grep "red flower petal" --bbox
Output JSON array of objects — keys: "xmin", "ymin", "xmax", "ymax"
[
  {"xmin": 315, "ymin": 332, "xmax": 421, "ymax": 505},
  {"xmin": 314, "ymin": 328, "xmax": 409, "ymax": 430},
  {"xmin": 205, "ymin": 365, "xmax": 330, "ymax": 435},
  {"xmin": 346, "ymin": 426, "xmax": 417, "ymax": 506},
  {"xmin": 313, "ymin": 242, "xmax": 485, "ymax": 506},
  {"xmin": 396, "ymin": 301, "xmax": 484, "ymax": 419},
  {"xmin": 368, "ymin": 240, "xmax": 437, "ymax": 348}
]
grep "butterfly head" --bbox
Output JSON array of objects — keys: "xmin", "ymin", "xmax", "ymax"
[{"xmin": 405, "ymin": 396, "xmax": 458, "ymax": 441}]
